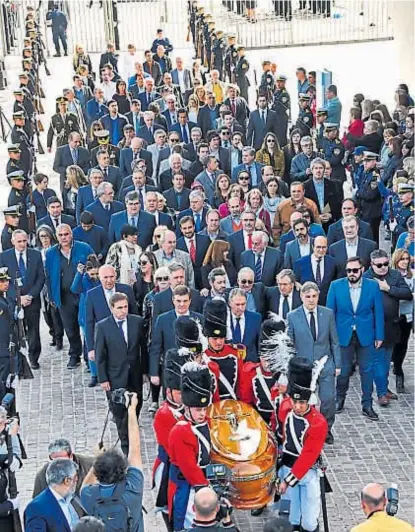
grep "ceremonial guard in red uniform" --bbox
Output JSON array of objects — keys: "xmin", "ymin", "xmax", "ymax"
[
  {"xmin": 277, "ymin": 357, "xmax": 328, "ymax": 532},
  {"xmin": 203, "ymin": 299, "xmax": 244, "ymax": 400},
  {"xmin": 153, "ymin": 348, "xmax": 187, "ymax": 531},
  {"xmin": 168, "ymin": 362, "xmax": 212, "ymax": 531}
]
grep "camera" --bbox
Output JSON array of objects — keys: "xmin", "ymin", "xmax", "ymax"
[
  {"xmin": 111, "ymin": 388, "xmax": 133, "ymax": 408},
  {"xmin": 386, "ymin": 483, "xmax": 399, "ymax": 516},
  {"xmin": 205, "ymin": 464, "xmax": 233, "ymax": 521}
]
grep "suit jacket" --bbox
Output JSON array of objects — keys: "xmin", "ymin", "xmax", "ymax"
[
  {"xmin": 92, "ymin": 165, "xmax": 123, "ymax": 195},
  {"xmin": 119, "ymin": 147, "xmax": 153, "ymax": 178},
  {"xmin": 85, "ymin": 199, "xmax": 125, "ymax": 231},
  {"xmin": 118, "ymin": 184, "xmax": 159, "ymax": 204},
  {"xmin": 171, "ymin": 68, "xmax": 193, "ymax": 91},
  {"xmin": 265, "ymin": 286, "xmax": 302, "ymax": 316},
  {"xmin": 169, "ymin": 121, "xmax": 197, "ymax": 142},
  {"xmin": 85, "ymin": 99, "xmax": 108, "ymax": 127},
  {"xmin": 31, "ymin": 188, "xmax": 57, "ymax": 221},
  {"xmin": 36, "ymin": 213, "xmax": 76, "ymax": 233},
  {"xmin": 198, "ymin": 228, "xmax": 229, "ymax": 242},
  {"xmin": 149, "ymin": 310, "xmax": 203, "ymax": 375},
  {"xmin": 243, "ymin": 282, "xmax": 267, "ymax": 318},
  {"xmin": 327, "ymin": 217, "xmax": 374, "ymax": 246},
  {"xmin": 327, "ymin": 276, "xmax": 384, "ymax": 347},
  {"xmin": 176, "ymin": 233, "xmax": 211, "ymax": 289},
  {"xmin": 294, "ymin": 254, "xmax": 337, "ymax": 305},
  {"xmin": 0, "ymin": 248, "xmax": 44, "ymax": 304},
  {"xmin": 246, "ymin": 109, "xmax": 279, "ymax": 150},
  {"xmin": 152, "ymin": 287, "xmax": 203, "ymax": 323},
  {"xmin": 153, "ymin": 210, "xmax": 174, "ymax": 230},
  {"xmin": 220, "ymin": 216, "xmax": 241, "ymax": 235},
  {"xmin": 108, "ymin": 210, "xmax": 156, "ymax": 249},
  {"xmin": 95, "ymin": 314, "xmax": 147, "ymax": 387},
  {"xmin": 229, "ymin": 310, "xmax": 261, "ymax": 362},
  {"xmin": 153, "ymin": 248, "xmax": 195, "ymax": 288},
  {"xmin": 177, "ymin": 207, "xmax": 209, "ymax": 235},
  {"xmin": 240, "ymin": 247, "xmax": 283, "ymax": 287},
  {"xmin": 85, "ymin": 283, "xmax": 136, "ymax": 351},
  {"xmin": 24, "ymin": 487, "xmax": 73, "ymax": 532},
  {"xmin": 287, "ymin": 305, "xmax": 341, "ymax": 370},
  {"xmin": 197, "ymin": 104, "xmax": 220, "ymax": 138},
  {"xmin": 76, "ymin": 185, "xmax": 95, "ymax": 223},
  {"xmin": 303, "ymin": 178, "xmax": 343, "ymax": 228},
  {"xmin": 223, "ymin": 97, "xmax": 250, "ymax": 128},
  {"xmin": 329, "ymin": 237, "xmax": 377, "ymax": 278},
  {"xmin": 231, "ymin": 162, "xmax": 265, "ymax": 186},
  {"xmin": 183, "ymin": 141, "xmax": 198, "ymax": 162},
  {"xmin": 137, "ymin": 91, "xmax": 161, "ymax": 112},
  {"xmin": 100, "ymin": 113, "xmax": 129, "ymax": 145},
  {"xmin": 136, "ymin": 124, "xmax": 156, "ymax": 145},
  {"xmin": 228, "ymin": 230, "xmax": 247, "ymax": 269},
  {"xmin": 52, "ymin": 144, "xmax": 90, "ymax": 187},
  {"xmin": 147, "ymin": 143, "xmax": 167, "ymax": 181},
  {"xmin": 163, "ymin": 187, "xmax": 191, "ymax": 212},
  {"xmin": 284, "ymin": 237, "xmax": 314, "ymax": 269},
  {"xmin": 195, "ymin": 170, "xmax": 222, "ymax": 206}
]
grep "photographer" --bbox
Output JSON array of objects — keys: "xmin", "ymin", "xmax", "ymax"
[
  {"xmin": 185, "ymin": 487, "xmax": 238, "ymax": 531},
  {"xmin": 351, "ymin": 483, "xmax": 413, "ymax": 531},
  {"xmin": 0, "ymin": 407, "xmax": 21, "ymax": 532},
  {"xmin": 80, "ymin": 392, "xmax": 144, "ymax": 532}
]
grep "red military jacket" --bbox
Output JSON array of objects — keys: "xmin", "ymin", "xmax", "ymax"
[
  {"xmin": 153, "ymin": 401, "xmax": 184, "ymax": 461},
  {"xmin": 205, "ymin": 343, "xmax": 244, "ymax": 400},
  {"xmin": 239, "ymin": 362, "xmax": 278, "ymax": 420}
]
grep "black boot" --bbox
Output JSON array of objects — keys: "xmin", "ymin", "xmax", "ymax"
[{"xmin": 396, "ymin": 374, "xmax": 405, "ymax": 393}]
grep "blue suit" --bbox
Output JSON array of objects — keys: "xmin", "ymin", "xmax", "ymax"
[
  {"xmin": 177, "ymin": 208, "xmax": 208, "ymax": 235},
  {"xmin": 119, "ymin": 147, "xmax": 153, "ymax": 178},
  {"xmin": 246, "ymin": 109, "xmax": 279, "ymax": 150},
  {"xmin": 293, "ymin": 254, "xmax": 337, "ymax": 305},
  {"xmin": 108, "ymin": 210, "xmax": 156, "ymax": 249},
  {"xmin": 137, "ymin": 91, "xmax": 161, "ymax": 112},
  {"xmin": 76, "ymin": 185, "xmax": 95, "ymax": 223},
  {"xmin": 230, "ymin": 311, "xmax": 261, "ymax": 362},
  {"xmin": 85, "ymin": 99, "xmax": 108, "ymax": 127},
  {"xmin": 176, "ymin": 233, "xmax": 211, "ymax": 289},
  {"xmin": 169, "ymin": 121, "xmax": 197, "ymax": 142},
  {"xmin": 24, "ymin": 487, "xmax": 72, "ymax": 532},
  {"xmin": 231, "ymin": 162, "xmax": 265, "ymax": 187},
  {"xmin": 136, "ymin": 125, "xmax": 155, "ymax": 145},
  {"xmin": 326, "ymin": 218, "xmax": 374, "ymax": 246},
  {"xmin": 72, "ymin": 224, "xmax": 109, "ymax": 258},
  {"xmin": 228, "ymin": 230, "xmax": 246, "ymax": 269},
  {"xmin": 84, "ymin": 199, "xmax": 125, "ymax": 231},
  {"xmin": 327, "ymin": 277, "xmax": 384, "ymax": 408},
  {"xmin": 240, "ymin": 247, "xmax": 283, "ymax": 287},
  {"xmin": 91, "ymin": 165, "xmax": 123, "ymax": 195},
  {"xmin": 100, "ymin": 113, "xmax": 129, "ymax": 145},
  {"xmin": 279, "ymin": 225, "xmax": 325, "ymax": 254},
  {"xmin": 31, "ymin": 188, "xmax": 57, "ymax": 221},
  {"xmin": 284, "ymin": 238, "xmax": 314, "ymax": 270},
  {"xmin": 36, "ymin": 214, "xmax": 76, "ymax": 232}
]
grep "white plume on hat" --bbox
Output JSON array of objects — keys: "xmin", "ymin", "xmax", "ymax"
[{"xmin": 308, "ymin": 355, "xmax": 328, "ymax": 405}]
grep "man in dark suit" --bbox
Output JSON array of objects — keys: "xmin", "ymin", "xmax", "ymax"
[
  {"xmin": 136, "ymin": 111, "xmax": 157, "ymax": 145},
  {"xmin": 303, "ymin": 157, "xmax": 343, "ymax": 233},
  {"xmin": 228, "ymin": 287, "xmax": 261, "ymax": 362},
  {"xmin": 265, "ymin": 268, "xmax": 302, "ymax": 317},
  {"xmin": 150, "ymin": 285, "xmax": 203, "ymax": 389},
  {"xmin": 75, "ymin": 169, "xmax": 103, "ymax": 223},
  {"xmin": 177, "ymin": 190, "xmax": 209, "ymax": 235},
  {"xmin": 189, "ymin": 142, "xmax": 210, "ymax": 178},
  {"xmin": 228, "ymin": 210, "xmax": 256, "ymax": 269},
  {"xmin": 124, "ymin": 99, "xmax": 143, "ymax": 132},
  {"xmin": 119, "ymin": 137, "xmax": 153, "ymax": 179},
  {"xmin": 37, "ymin": 196, "xmax": 76, "ymax": 234},
  {"xmin": 137, "ymin": 78, "xmax": 161, "ymax": 111},
  {"xmin": 163, "ymin": 173, "xmax": 191, "ymax": 212},
  {"xmin": 52, "ymin": 132, "xmax": 90, "ymax": 192},
  {"xmin": 99, "ymin": 100, "xmax": 129, "ymax": 146},
  {"xmin": 197, "ymin": 94, "xmax": 220, "ymax": 139},
  {"xmin": 346, "ymin": 119, "xmax": 383, "ymax": 153},
  {"xmin": 236, "ymin": 268, "xmax": 267, "ymax": 317},
  {"xmin": 85, "ymin": 182, "xmax": 124, "ymax": 232},
  {"xmin": 169, "ymin": 109, "xmax": 196, "ymax": 142},
  {"xmin": 93, "ymin": 149, "xmax": 123, "ymax": 196},
  {"xmin": 246, "ymin": 94, "xmax": 279, "ymax": 150},
  {"xmin": 294, "ymin": 236, "xmax": 337, "ymax": 305},
  {"xmin": 95, "ymin": 291, "xmax": 146, "ymax": 453},
  {"xmin": 207, "ymin": 131, "xmax": 231, "ymax": 176},
  {"xmin": 183, "ymin": 127, "xmax": 203, "ymax": 162},
  {"xmin": 176, "ymin": 216, "xmax": 211, "ymax": 289},
  {"xmin": 284, "ymin": 218, "xmax": 314, "ymax": 269},
  {"xmin": 327, "ymin": 197, "xmax": 374, "ymax": 246},
  {"xmin": 224, "ymin": 85, "xmax": 250, "ymax": 129},
  {"xmin": 240, "ymin": 231, "xmax": 283, "ymax": 287},
  {"xmin": 85, "ymin": 87, "xmax": 108, "ymax": 128},
  {"xmin": 24, "ymin": 458, "xmax": 81, "ymax": 531},
  {"xmin": 329, "ymin": 215, "xmax": 377, "ymax": 278},
  {"xmin": 85, "ymin": 264, "xmax": 136, "ymax": 381},
  {"xmin": 231, "ymin": 147, "xmax": 264, "ymax": 186},
  {"xmin": 0, "ymin": 230, "xmax": 45, "ymax": 369},
  {"xmin": 144, "ymin": 191, "xmax": 174, "ymax": 229},
  {"xmin": 118, "ymin": 167, "xmax": 158, "ymax": 205},
  {"xmin": 108, "ymin": 190, "xmax": 156, "ymax": 249},
  {"xmin": 195, "ymin": 154, "xmax": 223, "ymax": 206},
  {"xmin": 199, "ymin": 208, "xmax": 228, "ymax": 241}
]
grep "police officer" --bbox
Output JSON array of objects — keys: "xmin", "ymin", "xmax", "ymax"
[
  {"xmin": 13, "ymin": 89, "xmax": 34, "ymax": 140},
  {"xmin": 11, "ymin": 111, "xmax": 33, "ymax": 177},
  {"xmin": 90, "ymin": 129, "xmax": 120, "ymax": 167},
  {"xmin": 235, "ymin": 46, "xmax": 250, "ymax": 103},
  {"xmin": 18, "ymin": 71, "xmax": 35, "ymax": 98},
  {"xmin": 259, "ymin": 60, "xmax": 275, "ymax": 102},
  {"xmin": 47, "ymin": 96, "xmax": 81, "ymax": 152},
  {"xmin": 317, "ymin": 123, "xmax": 346, "ymax": 183},
  {"xmin": 355, "ymin": 151, "xmax": 382, "ymax": 244},
  {"xmin": 212, "ymin": 30, "xmax": 225, "ymax": 80},
  {"xmin": 5, "ymin": 145, "xmax": 25, "ymax": 180},
  {"xmin": 1, "ymin": 208, "xmax": 21, "ymax": 252},
  {"xmin": 315, "ymin": 107, "xmax": 328, "ymax": 142},
  {"xmin": 272, "ymin": 74, "xmax": 291, "ymax": 147},
  {"xmin": 295, "ymin": 93, "xmax": 313, "ymax": 137},
  {"xmin": 391, "ymin": 183, "xmax": 414, "ymax": 248},
  {"xmin": 224, "ymin": 33, "xmax": 238, "ymax": 83},
  {"xmin": 7, "ymin": 172, "xmax": 29, "ymax": 233},
  {"xmin": 0, "ymin": 268, "xmax": 14, "ymax": 384}
]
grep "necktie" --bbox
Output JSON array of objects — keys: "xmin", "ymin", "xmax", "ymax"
[
  {"xmin": 18, "ymin": 252, "xmax": 26, "ymax": 283},
  {"xmin": 92, "ymin": 188, "xmax": 97, "ymax": 199},
  {"xmin": 309, "ymin": 312, "xmax": 317, "ymax": 341},
  {"xmin": 189, "ymin": 238, "xmax": 196, "ymax": 262},
  {"xmin": 53, "ymin": 217, "xmax": 59, "ymax": 229},
  {"xmin": 246, "ymin": 165, "xmax": 252, "ymax": 183},
  {"xmin": 195, "ymin": 213, "xmax": 201, "ymax": 232},
  {"xmin": 282, "ymin": 296, "xmax": 289, "ymax": 319},
  {"xmin": 72, "ymin": 148, "xmax": 78, "ymax": 164},
  {"xmin": 129, "ymin": 216, "xmax": 136, "ymax": 227},
  {"xmin": 254, "ymin": 254, "xmax": 262, "ymax": 282},
  {"xmin": 138, "ymin": 188, "xmax": 144, "ymax": 209},
  {"xmin": 103, "ymin": 168, "xmax": 108, "ymax": 180},
  {"xmin": 134, "ymin": 114, "xmax": 139, "ymax": 135},
  {"xmin": 247, "ymin": 233, "xmax": 253, "ymax": 250},
  {"xmin": 182, "ymin": 125, "xmax": 189, "ymax": 144},
  {"xmin": 261, "ymin": 110, "xmax": 266, "ymax": 124},
  {"xmin": 105, "ymin": 204, "xmax": 110, "ymax": 211},
  {"xmin": 234, "ymin": 317, "xmax": 242, "ymax": 343},
  {"xmin": 315, "ymin": 258, "xmax": 322, "ymax": 286},
  {"xmin": 117, "ymin": 320, "xmax": 127, "ymax": 343},
  {"xmin": 231, "ymin": 100, "xmax": 236, "ymax": 116},
  {"xmin": 176, "ymin": 192, "xmax": 181, "ymax": 208},
  {"xmin": 147, "ymin": 93, "xmax": 150, "ymax": 105}
]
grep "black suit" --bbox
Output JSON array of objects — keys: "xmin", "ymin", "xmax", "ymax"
[
  {"xmin": 265, "ymin": 287, "xmax": 302, "ymax": 316},
  {"xmin": 53, "ymin": 145, "xmax": 90, "ymax": 192},
  {"xmin": 197, "ymin": 104, "xmax": 220, "ymax": 139},
  {"xmin": 183, "ymin": 142, "xmax": 199, "ymax": 162},
  {"xmin": 303, "ymin": 178, "xmax": 343, "ymax": 232},
  {"xmin": 152, "ymin": 287, "xmax": 203, "ymax": 324},
  {"xmin": 95, "ymin": 314, "xmax": 146, "ymax": 454},
  {"xmin": 223, "ymin": 97, "xmax": 250, "ymax": 129},
  {"xmin": 327, "ymin": 217, "xmax": 374, "ymax": 246},
  {"xmin": 36, "ymin": 214, "xmax": 76, "ymax": 235},
  {"xmin": 163, "ymin": 187, "xmax": 191, "ymax": 212},
  {"xmin": 240, "ymin": 247, "xmax": 283, "ymax": 287},
  {"xmin": 329, "ymin": 237, "xmax": 378, "ymax": 278},
  {"xmin": 176, "ymin": 234, "xmax": 211, "ymax": 289},
  {"xmin": 246, "ymin": 109, "xmax": 280, "ymax": 150},
  {"xmin": 0, "ymin": 248, "xmax": 45, "ymax": 364},
  {"xmin": 159, "ymin": 168, "xmax": 192, "ymax": 192}
]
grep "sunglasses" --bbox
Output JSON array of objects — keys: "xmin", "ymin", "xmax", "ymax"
[
  {"xmin": 239, "ymin": 176, "xmax": 250, "ymax": 181},
  {"xmin": 267, "ymin": 139, "xmax": 276, "ymax": 143},
  {"xmin": 240, "ymin": 279, "xmax": 253, "ymax": 285},
  {"xmin": 58, "ymin": 233, "xmax": 71, "ymax": 237},
  {"xmin": 140, "ymin": 260, "xmax": 149, "ymax": 266},
  {"xmin": 170, "ymin": 138, "xmax": 180, "ymax": 143},
  {"xmin": 373, "ymin": 262, "xmax": 389, "ymax": 268},
  {"xmin": 156, "ymin": 276, "xmax": 169, "ymax": 281},
  {"xmin": 346, "ymin": 268, "xmax": 361, "ymax": 274},
  {"xmin": 221, "ymin": 131, "xmax": 230, "ymax": 135}
]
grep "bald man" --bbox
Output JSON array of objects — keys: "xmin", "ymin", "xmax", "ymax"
[
  {"xmin": 351, "ymin": 483, "xmax": 413, "ymax": 531},
  {"xmin": 189, "ymin": 487, "xmax": 237, "ymax": 531}
]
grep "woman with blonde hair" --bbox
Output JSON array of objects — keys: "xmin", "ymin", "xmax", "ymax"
[
  {"xmin": 63, "ymin": 165, "xmax": 88, "ymax": 217},
  {"xmin": 194, "ymin": 86, "xmax": 207, "ymax": 107},
  {"xmin": 245, "ymin": 188, "xmax": 271, "ymax": 233},
  {"xmin": 391, "ymin": 248, "xmax": 414, "ymax": 393},
  {"xmin": 255, "ymin": 132, "xmax": 285, "ymax": 176},
  {"xmin": 201, "ymin": 239, "xmax": 237, "ymax": 289},
  {"xmin": 77, "ymin": 64, "xmax": 95, "ymax": 93},
  {"xmin": 187, "ymin": 95, "xmax": 199, "ymax": 123},
  {"xmin": 73, "ymin": 43, "xmax": 94, "ymax": 77}
]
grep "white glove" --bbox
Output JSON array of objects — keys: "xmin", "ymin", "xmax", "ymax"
[
  {"xmin": 8, "ymin": 456, "xmax": 21, "ymax": 473},
  {"xmin": 389, "ymin": 220, "xmax": 397, "ymax": 231},
  {"xmin": 8, "ymin": 497, "xmax": 20, "ymax": 510}
]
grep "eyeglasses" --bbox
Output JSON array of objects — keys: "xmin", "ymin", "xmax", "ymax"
[
  {"xmin": 156, "ymin": 276, "xmax": 169, "ymax": 281},
  {"xmin": 346, "ymin": 268, "xmax": 361, "ymax": 274},
  {"xmin": 240, "ymin": 279, "xmax": 253, "ymax": 285},
  {"xmin": 373, "ymin": 261, "xmax": 389, "ymax": 268},
  {"xmin": 128, "ymin": 202, "xmax": 140, "ymax": 206}
]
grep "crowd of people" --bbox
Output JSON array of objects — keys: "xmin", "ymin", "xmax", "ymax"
[{"xmin": 0, "ymin": 1, "xmax": 414, "ymax": 532}]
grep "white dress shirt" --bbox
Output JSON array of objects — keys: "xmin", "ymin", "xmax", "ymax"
[
  {"xmin": 116, "ymin": 318, "xmax": 128, "ymax": 344},
  {"xmin": 345, "ymin": 237, "xmax": 359, "ymax": 259},
  {"xmin": 349, "ymin": 280, "xmax": 362, "ymax": 313},
  {"xmin": 311, "ymin": 254, "xmax": 325, "ymax": 280},
  {"xmin": 299, "ymin": 239, "xmax": 311, "ymax": 257},
  {"xmin": 177, "ymin": 69, "xmax": 185, "ymax": 92},
  {"xmin": 278, "ymin": 291, "xmax": 293, "ymax": 317},
  {"xmin": 303, "ymin": 305, "xmax": 319, "ymax": 338},
  {"xmin": 49, "ymin": 487, "xmax": 79, "ymax": 529},
  {"xmin": 184, "ymin": 236, "xmax": 196, "ymax": 253},
  {"xmin": 104, "ymin": 288, "xmax": 115, "ymax": 307},
  {"xmin": 230, "ymin": 313, "xmax": 246, "ymax": 340},
  {"xmin": 15, "ymin": 249, "xmax": 27, "ymax": 267},
  {"xmin": 100, "ymin": 80, "xmax": 117, "ymax": 102}
]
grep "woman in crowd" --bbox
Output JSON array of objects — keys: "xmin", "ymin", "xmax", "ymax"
[
  {"xmin": 31, "ymin": 173, "xmax": 57, "ymax": 221},
  {"xmin": 375, "ymin": 103, "xmax": 392, "ymax": 124},
  {"xmin": 62, "ymin": 165, "xmax": 88, "ymax": 218},
  {"xmin": 213, "ymin": 174, "xmax": 231, "ymax": 208},
  {"xmin": 379, "ymin": 128, "xmax": 396, "ymax": 168},
  {"xmin": 218, "ymin": 183, "xmax": 245, "ymax": 218},
  {"xmin": 236, "ymin": 169, "xmax": 251, "ymax": 196},
  {"xmin": 77, "ymin": 64, "xmax": 95, "ymax": 93},
  {"xmin": 70, "ymin": 255, "xmax": 101, "ymax": 387},
  {"xmin": 194, "ymin": 86, "xmax": 207, "ymax": 107},
  {"xmin": 187, "ymin": 95, "xmax": 200, "ymax": 123},
  {"xmin": 201, "ymin": 239, "xmax": 237, "ymax": 290},
  {"xmin": 391, "ymin": 248, "xmax": 414, "ymax": 394},
  {"xmin": 88, "ymin": 120, "xmax": 104, "ymax": 151},
  {"xmin": 106, "ymin": 224, "xmax": 142, "ymax": 285},
  {"xmin": 361, "ymin": 99, "xmax": 375, "ymax": 121},
  {"xmin": 263, "ymin": 177, "xmax": 285, "ymax": 226},
  {"xmin": 73, "ymin": 43, "xmax": 94, "ymax": 77},
  {"xmin": 192, "ymin": 59, "xmax": 207, "ymax": 85},
  {"xmin": 148, "ymin": 225, "xmax": 168, "ymax": 253},
  {"xmin": 403, "ymin": 113, "xmax": 414, "ymax": 146},
  {"xmin": 245, "ymin": 188, "xmax": 271, "ymax": 233},
  {"xmin": 133, "ymin": 251, "xmax": 158, "ymax": 316},
  {"xmin": 396, "ymin": 215, "xmax": 414, "ymax": 269},
  {"xmin": 112, "ymin": 79, "xmax": 131, "ymax": 115},
  {"xmin": 255, "ymin": 132, "xmax": 285, "ymax": 176},
  {"xmin": 283, "ymin": 128, "xmax": 302, "ymax": 183},
  {"xmin": 381, "ymin": 136, "xmax": 402, "ymax": 186},
  {"xmin": 342, "ymin": 107, "xmax": 364, "ymax": 150}
]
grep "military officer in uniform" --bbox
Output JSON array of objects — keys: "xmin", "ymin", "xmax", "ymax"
[
  {"xmin": 7, "ymin": 171, "xmax": 29, "ymax": 233},
  {"xmin": 355, "ymin": 151, "xmax": 382, "ymax": 244},
  {"xmin": 0, "ymin": 268, "xmax": 15, "ymax": 384},
  {"xmin": 90, "ymin": 129, "xmax": 120, "ymax": 167},
  {"xmin": 391, "ymin": 183, "xmax": 415, "ymax": 247},
  {"xmin": 315, "ymin": 108, "xmax": 328, "ymax": 143},
  {"xmin": 317, "ymin": 123, "xmax": 346, "ymax": 183},
  {"xmin": 13, "ymin": 89, "xmax": 35, "ymax": 140},
  {"xmin": 1, "ymin": 207, "xmax": 21, "ymax": 252},
  {"xmin": 5, "ymin": 145, "xmax": 25, "ymax": 181},
  {"xmin": 47, "ymin": 96, "xmax": 81, "ymax": 152},
  {"xmin": 212, "ymin": 30, "xmax": 225, "ymax": 80},
  {"xmin": 259, "ymin": 60, "xmax": 275, "ymax": 102},
  {"xmin": 205, "ymin": 20, "xmax": 216, "ymax": 70},
  {"xmin": 224, "ymin": 33, "xmax": 238, "ymax": 83},
  {"xmin": 235, "ymin": 46, "xmax": 250, "ymax": 103},
  {"xmin": 11, "ymin": 110, "xmax": 33, "ymax": 177},
  {"xmin": 272, "ymin": 74, "xmax": 291, "ymax": 147},
  {"xmin": 295, "ymin": 93, "xmax": 314, "ymax": 137}
]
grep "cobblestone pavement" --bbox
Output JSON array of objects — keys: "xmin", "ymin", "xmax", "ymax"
[{"xmin": 0, "ymin": 27, "xmax": 413, "ymax": 532}]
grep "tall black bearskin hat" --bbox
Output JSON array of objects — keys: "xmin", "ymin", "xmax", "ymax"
[
  {"xmin": 175, "ymin": 316, "xmax": 203, "ymax": 353},
  {"xmin": 164, "ymin": 348, "xmax": 190, "ymax": 391},
  {"xmin": 287, "ymin": 357, "xmax": 313, "ymax": 401},
  {"xmin": 181, "ymin": 361, "xmax": 213, "ymax": 407},
  {"xmin": 259, "ymin": 317, "xmax": 296, "ymax": 384},
  {"xmin": 203, "ymin": 299, "xmax": 228, "ymax": 338}
]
